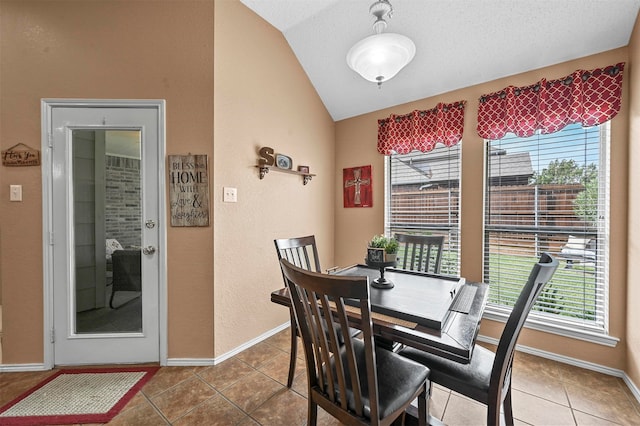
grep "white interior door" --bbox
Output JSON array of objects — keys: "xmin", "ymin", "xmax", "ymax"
[{"xmin": 43, "ymin": 100, "xmax": 165, "ymax": 366}]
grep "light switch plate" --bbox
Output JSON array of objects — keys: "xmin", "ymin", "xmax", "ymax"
[
  {"xmin": 10, "ymin": 185, "xmax": 22, "ymax": 201},
  {"xmin": 223, "ymin": 187, "xmax": 237, "ymax": 203}
]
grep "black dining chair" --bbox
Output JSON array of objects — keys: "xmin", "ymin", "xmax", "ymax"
[
  {"xmin": 274, "ymin": 235, "xmax": 360, "ymax": 388},
  {"xmin": 394, "ymin": 233, "xmax": 445, "ymax": 273},
  {"xmin": 399, "ymin": 252, "xmax": 559, "ymax": 426},
  {"xmin": 279, "ymin": 258, "xmax": 430, "ymax": 425}
]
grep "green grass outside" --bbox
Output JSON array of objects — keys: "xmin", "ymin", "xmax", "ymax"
[
  {"xmin": 485, "ymin": 253, "xmax": 597, "ymax": 321},
  {"xmin": 394, "ymin": 247, "xmax": 598, "ymax": 322}
]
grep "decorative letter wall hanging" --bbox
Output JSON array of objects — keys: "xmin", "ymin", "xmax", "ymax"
[
  {"xmin": 477, "ymin": 63, "xmax": 625, "ymax": 140},
  {"xmin": 169, "ymin": 154, "xmax": 210, "ymax": 227},
  {"xmin": 344, "ymin": 165, "xmax": 372, "ymax": 208},
  {"xmin": 377, "ymin": 101, "xmax": 466, "ymax": 155}
]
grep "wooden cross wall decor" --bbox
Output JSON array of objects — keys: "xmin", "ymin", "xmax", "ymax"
[{"xmin": 343, "ymin": 165, "xmax": 372, "ymax": 208}]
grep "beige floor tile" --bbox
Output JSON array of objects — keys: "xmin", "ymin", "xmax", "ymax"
[
  {"xmin": 511, "ymin": 388, "xmax": 575, "ymax": 425},
  {"xmin": 290, "ymin": 366, "xmax": 309, "ymax": 396},
  {"xmin": 235, "ymin": 341, "xmax": 289, "ymax": 369},
  {"xmin": 512, "ymin": 351, "xmax": 569, "ymax": 405},
  {"xmin": 559, "ymin": 362, "xmax": 621, "ymax": 388},
  {"xmin": 220, "ymin": 370, "xmax": 285, "ymax": 414},
  {"xmin": 172, "ymin": 393, "xmax": 247, "ymax": 426},
  {"xmin": 237, "ymin": 415, "xmax": 261, "ymax": 425},
  {"xmin": 618, "ymin": 379, "xmax": 640, "ymax": 414},
  {"xmin": 249, "ymin": 387, "xmax": 308, "ymax": 426},
  {"xmin": 0, "ymin": 370, "xmax": 56, "ymax": 406},
  {"xmin": 573, "ymin": 409, "xmax": 620, "ymax": 425},
  {"xmin": 119, "ymin": 391, "xmax": 150, "ymax": 413},
  {"xmin": 429, "ymin": 385, "xmax": 450, "ymax": 421},
  {"xmin": 108, "ymin": 398, "xmax": 170, "ymax": 425},
  {"xmin": 316, "ymin": 406, "xmax": 352, "ymax": 425},
  {"xmin": 150, "ymin": 376, "xmax": 217, "ymax": 422},
  {"xmin": 141, "ymin": 366, "xmax": 198, "ymax": 398},
  {"xmin": 441, "ymin": 393, "xmax": 487, "ymax": 425},
  {"xmin": 264, "ymin": 328, "xmax": 294, "ymax": 353},
  {"xmin": 565, "ymin": 379, "xmax": 640, "ymax": 425},
  {"xmin": 197, "ymin": 357, "xmax": 255, "ymax": 390},
  {"xmin": 256, "ymin": 351, "xmax": 304, "ymax": 386}
]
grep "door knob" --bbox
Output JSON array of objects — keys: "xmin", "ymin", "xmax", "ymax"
[{"xmin": 142, "ymin": 246, "xmax": 156, "ymax": 255}]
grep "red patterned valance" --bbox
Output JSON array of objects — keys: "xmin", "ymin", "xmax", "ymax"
[
  {"xmin": 477, "ymin": 63, "xmax": 625, "ymax": 139},
  {"xmin": 377, "ymin": 101, "xmax": 466, "ymax": 155}
]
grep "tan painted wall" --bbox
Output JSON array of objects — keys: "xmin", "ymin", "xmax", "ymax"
[
  {"xmin": 335, "ymin": 49, "xmax": 630, "ymax": 370},
  {"xmin": 213, "ymin": 1, "xmax": 335, "ymax": 356},
  {"xmin": 627, "ymin": 14, "xmax": 640, "ymax": 387},
  {"xmin": 0, "ymin": 0, "xmax": 335, "ymax": 363},
  {"xmin": 0, "ymin": 0, "xmax": 216, "ymax": 362}
]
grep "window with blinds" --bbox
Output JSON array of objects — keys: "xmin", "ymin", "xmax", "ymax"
[
  {"xmin": 386, "ymin": 144, "xmax": 461, "ymax": 275},
  {"xmin": 483, "ymin": 122, "xmax": 609, "ymax": 334}
]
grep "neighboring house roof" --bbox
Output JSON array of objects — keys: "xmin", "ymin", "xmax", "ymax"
[
  {"xmin": 488, "ymin": 151, "xmax": 534, "ymax": 179},
  {"xmin": 391, "ymin": 145, "xmax": 533, "ymax": 186}
]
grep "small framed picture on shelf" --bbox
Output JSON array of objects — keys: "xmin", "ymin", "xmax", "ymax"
[
  {"xmin": 297, "ymin": 165, "xmax": 310, "ymax": 174},
  {"xmin": 275, "ymin": 154, "xmax": 292, "ymax": 170}
]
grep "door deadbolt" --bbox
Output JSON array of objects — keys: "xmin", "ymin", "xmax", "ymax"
[{"xmin": 145, "ymin": 220, "xmax": 156, "ymax": 229}]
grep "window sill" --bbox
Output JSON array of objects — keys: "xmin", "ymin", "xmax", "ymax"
[{"xmin": 483, "ymin": 307, "xmax": 619, "ymax": 347}]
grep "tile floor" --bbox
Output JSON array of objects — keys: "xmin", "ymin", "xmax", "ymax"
[{"xmin": 1, "ymin": 328, "xmax": 640, "ymax": 425}]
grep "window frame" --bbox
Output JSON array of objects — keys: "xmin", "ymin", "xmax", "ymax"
[
  {"xmin": 385, "ymin": 144, "xmax": 462, "ymax": 277},
  {"xmin": 482, "ymin": 123, "xmax": 618, "ymax": 347}
]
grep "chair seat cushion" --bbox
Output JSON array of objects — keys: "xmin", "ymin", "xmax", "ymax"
[
  {"xmin": 328, "ymin": 339, "xmax": 430, "ymax": 420},
  {"xmin": 398, "ymin": 344, "xmax": 494, "ymax": 404}
]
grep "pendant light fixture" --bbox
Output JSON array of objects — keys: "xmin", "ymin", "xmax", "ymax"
[{"xmin": 346, "ymin": 0, "xmax": 416, "ymax": 88}]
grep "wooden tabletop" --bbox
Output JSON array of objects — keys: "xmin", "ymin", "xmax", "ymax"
[{"xmin": 271, "ymin": 264, "xmax": 489, "ymax": 364}]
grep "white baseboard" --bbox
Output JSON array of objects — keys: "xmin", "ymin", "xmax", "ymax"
[
  {"xmin": 477, "ymin": 334, "xmax": 640, "ymax": 404},
  {"xmin": 165, "ymin": 358, "xmax": 215, "ymax": 367},
  {"xmin": 166, "ymin": 322, "xmax": 290, "ymax": 367},
  {"xmin": 0, "ymin": 323, "xmax": 291, "ymax": 371},
  {"xmin": 0, "ymin": 363, "xmax": 48, "ymax": 372}
]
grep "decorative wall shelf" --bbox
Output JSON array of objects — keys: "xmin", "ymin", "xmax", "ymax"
[{"xmin": 256, "ymin": 165, "xmax": 316, "ymax": 185}]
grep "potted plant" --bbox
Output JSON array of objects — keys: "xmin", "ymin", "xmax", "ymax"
[
  {"xmin": 384, "ymin": 237, "xmax": 398, "ymax": 262},
  {"xmin": 367, "ymin": 234, "xmax": 398, "ymax": 263}
]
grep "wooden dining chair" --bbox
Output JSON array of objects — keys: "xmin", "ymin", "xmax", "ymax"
[
  {"xmin": 274, "ymin": 235, "xmax": 360, "ymax": 388},
  {"xmin": 399, "ymin": 252, "xmax": 559, "ymax": 426},
  {"xmin": 394, "ymin": 233, "xmax": 444, "ymax": 273},
  {"xmin": 279, "ymin": 258, "xmax": 430, "ymax": 425}
]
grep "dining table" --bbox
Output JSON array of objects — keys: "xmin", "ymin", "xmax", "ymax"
[{"xmin": 270, "ymin": 263, "xmax": 489, "ymax": 364}]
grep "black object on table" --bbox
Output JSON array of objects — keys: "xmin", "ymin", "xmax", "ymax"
[{"xmin": 364, "ymin": 259, "xmax": 397, "ymax": 289}]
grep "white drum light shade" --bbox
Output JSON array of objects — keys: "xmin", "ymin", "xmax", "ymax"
[{"xmin": 346, "ymin": 33, "xmax": 416, "ymax": 84}]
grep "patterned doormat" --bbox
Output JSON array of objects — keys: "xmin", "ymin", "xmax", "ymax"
[{"xmin": 0, "ymin": 366, "xmax": 159, "ymax": 425}]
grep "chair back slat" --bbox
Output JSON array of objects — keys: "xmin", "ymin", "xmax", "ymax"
[
  {"xmin": 321, "ymin": 295, "xmax": 357, "ymax": 412},
  {"xmin": 395, "ymin": 234, "xmax": 445, "ymax": 273},
  {"xmin": 275, "ymin": 235, "xmax": 321, "ymax": 272},
  {"xmin": 280, "ymin": 259, "xmax": 375, "ymax": 419},
  {"xmin": 306, "ymin": 290, "xmax": 335, "ymax": 399},
  {"xmin": 489, "ymin": 252, "xmax": 559, "ymax": 423}
]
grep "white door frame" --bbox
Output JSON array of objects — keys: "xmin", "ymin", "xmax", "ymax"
[{"xmin": 41, "ymin": 99, "xmax": 167, "ymax": 368}]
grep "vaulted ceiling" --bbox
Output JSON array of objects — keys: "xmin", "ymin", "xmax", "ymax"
[{"xmin": 240, "ymin": 0, "xmax": 640, "ymax": 121}]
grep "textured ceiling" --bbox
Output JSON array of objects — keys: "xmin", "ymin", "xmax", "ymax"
[{"xmin": 240, "ymin": 0, "xmax": 640, "ymax": 121}]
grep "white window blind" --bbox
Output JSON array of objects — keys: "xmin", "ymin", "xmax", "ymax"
[
  {"xmin": 483, "ymin": 122, "xmax": 609, "ymax": 334},
  {"xmin": 386, "ymin": 144, "xmax": 461, "ymax": 275}
]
